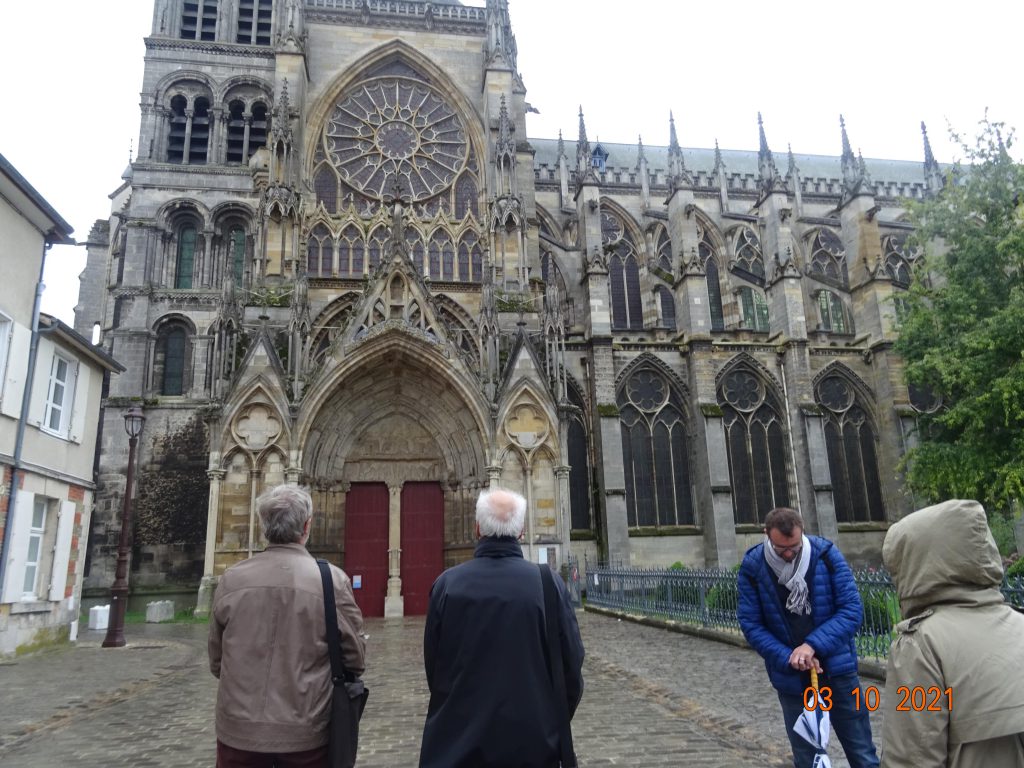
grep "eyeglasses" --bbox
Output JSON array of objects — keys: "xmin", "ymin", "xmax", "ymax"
[{"xmin": 770, "ymin": 542, "xmax": 802, "ymax": 556}]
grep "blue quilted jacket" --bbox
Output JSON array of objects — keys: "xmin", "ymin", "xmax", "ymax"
[{"xmin": 737, "ymin": 535, "xmax": 863, "ymax": 695}]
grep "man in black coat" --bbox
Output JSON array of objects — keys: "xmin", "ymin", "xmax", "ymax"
[{"xmin": 419, "ymin": 488, "xmax": 585, "ymax": 768}]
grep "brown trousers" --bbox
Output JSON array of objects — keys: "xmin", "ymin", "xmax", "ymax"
[{"xmin": 216, "ymin": 740, "xmax": 329, "ymax": 768}]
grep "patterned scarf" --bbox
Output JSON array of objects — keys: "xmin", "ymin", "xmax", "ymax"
[{"xmin": 763, "ymin": 534, "xmax": 812, "ymax": 615}]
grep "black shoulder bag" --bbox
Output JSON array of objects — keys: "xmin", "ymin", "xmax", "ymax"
[
  {"xmin": 538, "ymin": 564, "xmax": 578, "ymax": 768},
  {"xmin": 317, "ymin": 559, "xmax": 369, "ymax": 768}
]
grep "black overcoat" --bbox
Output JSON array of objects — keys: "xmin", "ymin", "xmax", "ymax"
[{"xmin": 419, "ymin": 536, "xmax": 585, "ymax": 768}]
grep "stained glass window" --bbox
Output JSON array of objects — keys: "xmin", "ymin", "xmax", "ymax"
[{"xmin": 809, "ymin": 229, "xmax": 848, "ymax": 287}]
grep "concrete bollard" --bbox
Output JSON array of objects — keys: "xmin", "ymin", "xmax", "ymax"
[
  {"xmin": 145, "ymin": 600, "xmax": 175, "ymax": 623},
  {"xmin": 88, "ymin": 605, "xmax": 110, "ymax": 631}
]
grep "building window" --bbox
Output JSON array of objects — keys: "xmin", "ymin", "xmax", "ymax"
[
  {"xmin": 307, "ymin": 224, "xmax": 333, "ymax": 277},
  {"xmin": 22, "ymin": 498, "xmax": 47, "ymax": 598},
  {"xmin": 883, "ymin": 234, "xmax": 916, "ymax": 287},
  {"xmin": 167, "ymin": 95, "xmax": 212, "ymax": 165},
  {"xmin": 733, "ymin": 227, "xmax": 765, "ymax": 284},
  {"xmin": 567, "ymin": 387, "xmax": 592, "ymax": 532},
  {"xmin": 229, "ymin": 227, "xmax": 246, "ymax": 284},
  {"xmin": 181, "ymin": 0, "xmax": 218, "ymax": 41},
  {"xmin": 816, "ymin": 374, "xmax": 886, "ymax": 523},
  {"xmin": 808, "ymin": 229, "xmax": 848, "ymax": 287},
  {"xmin": 237, "ymin": 0, "xmax": 272, "ymax": 45},
  {"xmin": 227, "ymin": 101, "xmax": 269, "ymax": 164},
  {"xmin": 656, "ymin": 286, "xmax": 676, "ymax": 331},
  {"xmin": 738, "ymin": 286, "xmax": 770, "ymax": 332},
  {"xmin": 155, "ymin": 325, "xmax": 190, "ymax": 397},
  {"xmin": 43, "ymin": 353, "xmax": 76, "ymax": 437},
  {"xmin": 175, "ymin": 226, "xmax": 197, "ymax": 289},
  {"xmin": 718, "ymin": 368, "xmax": 791, "ymax": 525},
  {"xmin": 618, "ymin": 369, "xmax": 694, "ymax": 527},
  {"xmin": 698, "ymin": 225, "xmax": 725, "ymax": 331},
  {"xmin": 817, "ymin": 290, "xmax": 850, "ymax": 333},
  {"xmin": 167, "ymin": 95, "xmax": 188, "ymax": 163},
  {"xmin": 609, "ymin": 241, "xmax": 643, "ymax": 331}
]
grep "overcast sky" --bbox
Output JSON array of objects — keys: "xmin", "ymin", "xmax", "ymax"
[{"xmin": 2, "ymin": 0, "xmax": 1021, "ymax": 326}]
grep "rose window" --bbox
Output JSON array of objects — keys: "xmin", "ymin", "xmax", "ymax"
[
  {"xmin": 324, "ymin": 78, "xmax": 468, "ymax": 202},
  {"xmin": 722, "ymin": 371, "xmax": 763, "ymax": 412}
]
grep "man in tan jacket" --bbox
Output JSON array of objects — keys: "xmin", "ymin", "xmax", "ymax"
[
  {"xmin": 210, "ymin": 484, "xmax": 366, "ymax": 767},
  {"xmin": 881, "ymin": 498, "xmax": 1024, "ymax": 767}
]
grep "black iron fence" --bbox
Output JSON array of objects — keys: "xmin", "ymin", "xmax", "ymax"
[{"xmin": 582, "ymin": 562, "xmax": 1024, "ymax": 661}]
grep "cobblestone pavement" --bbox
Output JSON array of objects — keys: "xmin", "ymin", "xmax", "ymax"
[{"xmin": 0, "ymin": 611, "xmax": 886, "ymax": 767}]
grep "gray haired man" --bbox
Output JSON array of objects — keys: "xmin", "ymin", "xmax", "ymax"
[{"xmin": 209, "ymin": 484, "xmax": 366, "ymax": 768}]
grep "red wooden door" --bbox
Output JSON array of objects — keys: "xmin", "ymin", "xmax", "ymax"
[
  {"xmin": 344, "ymin": 483, "xmax": 389, "ymax": 618},
  {"xmin": 400, "ymin": 482, "xmax": 444, "ymax": 615}
]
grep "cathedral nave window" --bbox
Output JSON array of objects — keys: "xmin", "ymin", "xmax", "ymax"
[
  {"xmin": 237, "ymin": 0, "xmax": 273, "ymax": 45},
  {"xmin": 816, "ymin": 290, "xmax": 850, "ymax": 334},
  {"xmin": 815, "ymin": 374, "xmax": 886, "ymax": 523},
  {"xmin": 698, "ymin": 225, "xmax": 726, "ymax": 332},
  {"xmin": 618, "ymin": 369, "xmax": 695, "ymax": 528},
  {"xmin": 717, "ymin": 369, "xmax": 791, "ymax": 525},
  {"xmin": 567, "ymin": 386, "xmax": 593, "ymax": 532},
  {"xmin": 732, "ymin": 227, "xmax": 766, "ymax": 284},
  {"xmin": 180, "ymin": 0, "xmax": 218, "ymax": 41},
  {"xmin": 736, "ymin": 286, "xmax": 770, "ymax": 332},
  {"xmin": 807, "ymin": 228, "xmax": 849, "ymax": 288}
]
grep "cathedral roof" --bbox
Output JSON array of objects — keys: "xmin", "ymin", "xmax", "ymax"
[{"xmin": 529, "ymin": 137, "xmax": 937, "ymax": 189}]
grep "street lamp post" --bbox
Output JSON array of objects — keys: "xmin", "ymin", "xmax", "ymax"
[{"xmin": 102, "ymin": 406, "xmax": 146, "ymax": 648}]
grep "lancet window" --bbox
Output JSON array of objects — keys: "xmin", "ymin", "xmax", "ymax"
[
  {"xmin": 815, "ymin": 374, "xmax": 885, "ymax": 523},
  {"xmin": 174, "ymin": 224, "xmax": 198, "ymax": 289},
  {"xmin": 604, "ymin": 209, "xmax": 643, "ymax": 331},
  {"xmin": 737, "ymin": 286, "xmax": 770, "ymax": 332},
  {"xmin": 732, "ymin": 227, "xmax": 765, "ymax": 283},
  {"xmin": 699, "ymin": 224, "xmax": 725, "ymax": 331},
  {"xmin": 817, "ymin": 290, "xmax": 850, "ymax": 333},
  {"xmin": 618, "ymin": 369, "xmax": 694, "ymax": 527},
  {"xmin": 154, "ymin": 319, "xmax": 193, "ymax": 396},
  {"xmin": 718, "ymin": 368, "xmax": 791, "ymax": 524},
  {"xmin": 656, "ymin": 286, "xmax": 676, "ymax": 331},
  {"xmin": 882, "ymin": 234, "xmax": 916, "ymax": 287},
  {"xmin": 307, "ymin": 224, "xmax": 334, "ymax": 277},
  {"xmin": 567, "ymin": 385, "xmax": 593, "ymax": 532},
  {"xmin": 655, "ymin": 228, "xmax": 672, "ymax": 273}
]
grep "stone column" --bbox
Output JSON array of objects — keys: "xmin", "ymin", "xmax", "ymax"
[
  {"xmin": 555, "ymin": 464, "xmax": 571, "ymax": 564},
  {"xmin": 195, "ymin": 469, "xmax": 226, "ymax": 616},
  {"xmin": 384, "ymin": 482, "xmax": 404, "ymax": 618}
]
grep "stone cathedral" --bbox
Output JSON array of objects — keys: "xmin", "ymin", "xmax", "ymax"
[{"xmin": 76, "ymin": 0, "xmax": 944, "ymax": 616}]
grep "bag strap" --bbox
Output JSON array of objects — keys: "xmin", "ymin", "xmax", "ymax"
[
  {"xmin": 317, "ymin": 559, "xmax": 347, "ymax": 685},
  {"xmin": 539, "ymin": 564, "xmax": 577, "ymax": 768}
]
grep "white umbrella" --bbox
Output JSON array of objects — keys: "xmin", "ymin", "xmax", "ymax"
[{"xmin": 794, "ymin": 668, "xmax": 832, "ymax": 768}]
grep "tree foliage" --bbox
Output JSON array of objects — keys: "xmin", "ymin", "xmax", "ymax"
[{"xmin": 897, "ymin": 119, "xmax": 1024, "ymax": 511}]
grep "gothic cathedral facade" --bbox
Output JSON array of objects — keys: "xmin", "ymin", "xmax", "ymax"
[{"xmin": 76, "ymin": 0, "xmax": 941, "ymax": 616}]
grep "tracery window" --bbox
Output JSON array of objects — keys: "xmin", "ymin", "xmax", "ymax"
[
  {"xmin": 699, "ymin": 224, "xmax": 725, "ymax": 331},
  {"xmin": 808, "ymin": 229, "xmax": 848, "ymax": 287},
  {"xmin": 815, "ymin": 375, "xmax": 885, "ymax": 523},
  {"xmin": 175, "ymin": 225, "xmax": 197, "ymax": 289},
  {"xmin": 718, "ymin": 368, "xmax": 791, "ymax": 524},
  {"xmin": 817, "ymin": 290, "xmax": 850, "ymax": 333},
  {"xmin": 180, "ymin": 0, "xmax": 218, "ymax": 41},
  {"xmin": 882, "ymin": 234, "xmax": 915, "ymax": 287},
  {"xmin": 237, "ymin": 0, "xmax": 272, "ymax": 45},
  {"xmin": 567, "ymin": 386, "xmax": 593, "ymax": 531},
  {"xmin": 733, "ymin": 227, "xmax": 765, "ymax": 283},
  {"xmin": 308, "ymin": 224, "xmax": 333, "ymax": 277},
  {"xmin": 338, "ymin": 224, "xmax": 363, "ymax": 277},
  {"xmin": 737, "ymin": 286, "xmax": 770, "ymax": 332},
  {"xmin": 655, "ymin": 228, "xmax": 672, "ymax": 273},
  {"xmin": 367, "ymin": 227, "xmax": 388, "ymax": 271},
  {"xmin": 618, "ymin": 369, "xmax": 694, "ymax": 527},
  {"xmin": 604, "ymin": 210, "xmax": 642, "ymax": 331},
  {"xmin": 656, "ymin": 286, "xmax": 676, "ymax": 331}
]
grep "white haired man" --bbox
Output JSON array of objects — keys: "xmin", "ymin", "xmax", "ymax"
[
  {"xmin": 209, "ymin": 484, "xmax": 366, "ymax": 768},
  {"xmin": 419, "ymin": 488, "xmax": 585, "ymax": 768}
]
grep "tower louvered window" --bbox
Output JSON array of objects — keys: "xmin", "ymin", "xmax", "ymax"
[
  {"xmin": 718, "ymin": 369, "xmax": 791, "ymax": 524},
  {"xmin": 816, "ymin": 375, "xmax": 885, "ymax": 523},
  {"xmin": 237, "ymin": 0, "xmax": 273, "ymax": 45},
  {"xmin": 618, "ymin": 369, "xmax": 694, "ymax": 527},
  {"xmin": 181, "ymin": 0, "xmax": 218, "ymax": 41}
]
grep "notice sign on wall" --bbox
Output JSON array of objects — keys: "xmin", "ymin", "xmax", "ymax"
[{"xmin": 353, "ymin": 575, "xmax": 362, "ymax": 589}]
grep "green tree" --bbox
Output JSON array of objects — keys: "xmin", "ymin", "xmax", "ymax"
[{"xmin": 896, "ymin": 119, "xmax": 1024, "ymax": 512}]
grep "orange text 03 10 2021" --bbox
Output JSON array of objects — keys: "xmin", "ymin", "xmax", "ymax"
[{"xmin": 802, "ymin": 686, "xmax": 953, "ymax": 712}]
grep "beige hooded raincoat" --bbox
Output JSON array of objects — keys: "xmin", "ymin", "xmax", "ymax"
[{"xmin": 881, "ymin": 499, "xmax": 1024, "ymax": 767}]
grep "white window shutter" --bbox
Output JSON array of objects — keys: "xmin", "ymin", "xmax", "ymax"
[
  {"xmin": 48, "ymin": 500, "xmax": 76, "ymax": 601},
  {"xmin": 1, "ymin": 492, "xmax": 34, "ymax": 603},
  {"xmin": 0, "ymin": 323, "xmax": 31, "ymax": 419},
  {"xmin": 68, "ymin": 360, "xmax": 85, "ymax": 442},
  {"xmin": 31, "ymin": 344, "xmax": 55, "ymax": 427}
]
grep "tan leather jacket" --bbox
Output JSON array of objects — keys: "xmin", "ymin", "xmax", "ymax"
[
  {"xmin": 881, "ymin": 499, "xmax": 1024, "ymax": 768},
  {"xmin": 209, "ymin": 543, "xmax": 366, "ymax": 753}
]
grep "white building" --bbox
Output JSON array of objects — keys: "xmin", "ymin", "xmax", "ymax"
[{"xmin": 0, "ymin": 153, "xmax": 123, "ymax": 656}]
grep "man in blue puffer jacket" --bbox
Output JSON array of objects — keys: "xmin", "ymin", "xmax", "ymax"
[{"xmin": 738, "ymin": 507, "xmax": 879, "ymax": 768}]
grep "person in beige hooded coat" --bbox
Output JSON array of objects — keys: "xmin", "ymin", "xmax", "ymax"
[{"xmin": 881, "ymin": 498, "xmax": 1024, "ymax": 767}]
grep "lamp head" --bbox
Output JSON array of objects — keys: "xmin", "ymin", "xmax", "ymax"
[{"xmin": 124, "ymin": 406, "xmax": 146, "ymax": 438}]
